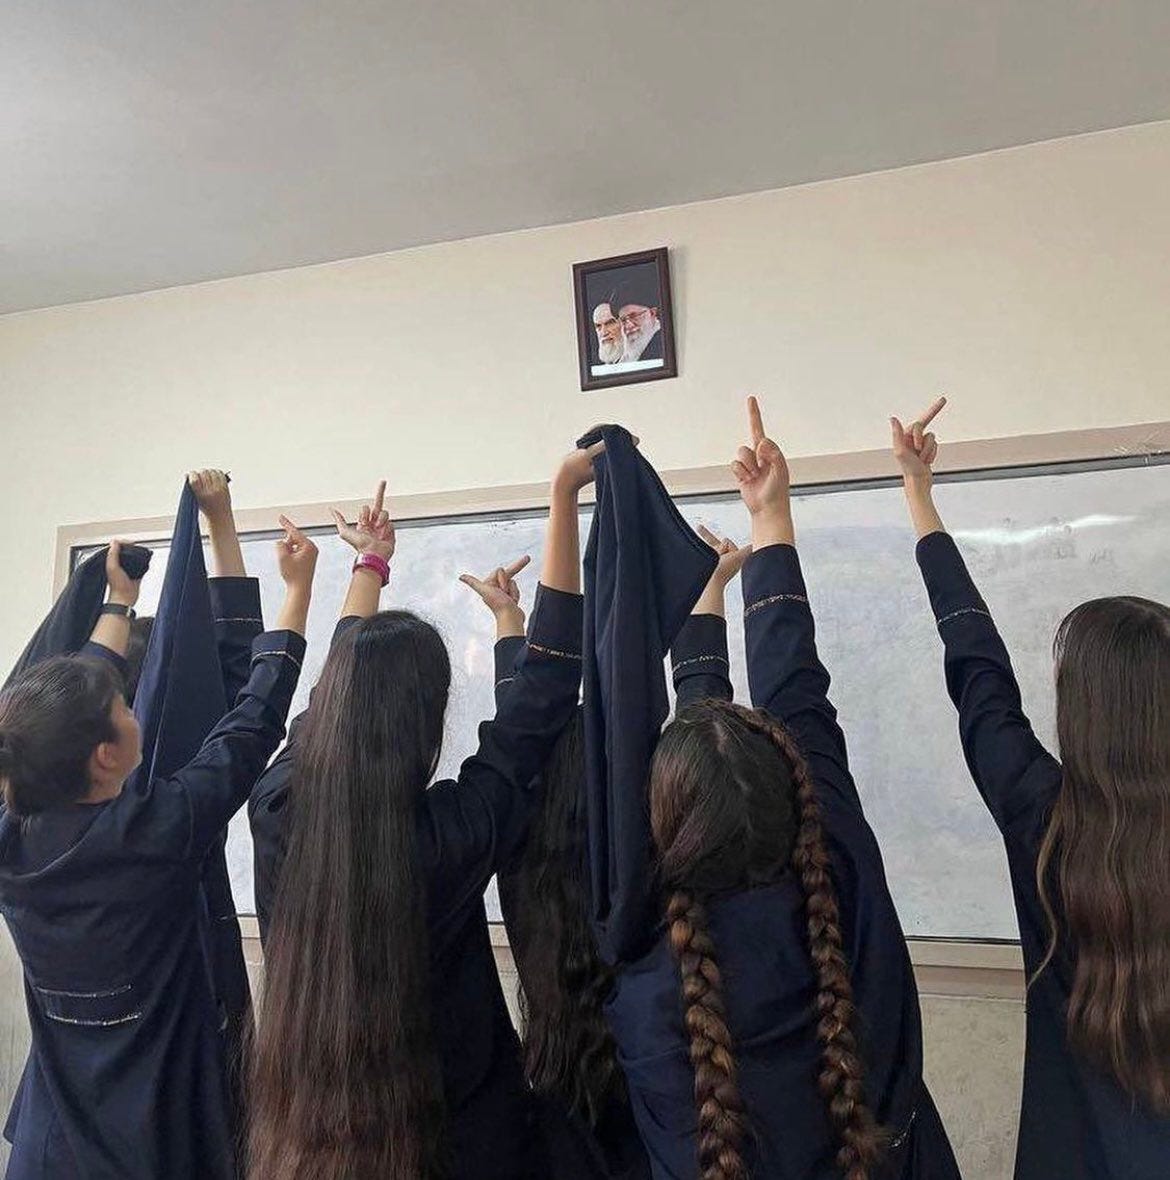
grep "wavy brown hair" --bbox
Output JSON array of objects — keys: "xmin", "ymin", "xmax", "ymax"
[
  {"xmin": 503, "ymin": 711, "xmax": 624, "ymax": 1126},
  {"xmin": 1035, "ymin": 595, "xmax": 1170, "ymax": 1113},
  {"xmin": 650, "ymin": 700, "xmax": 884, "ymax": 1180},
  {"xmin": 247, "ymin": 612, "xmax": 452, "ymax": 1179}
]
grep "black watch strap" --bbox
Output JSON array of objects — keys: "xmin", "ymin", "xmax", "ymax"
[{"xmin": 99, "ymin": 602, "xmax": 136, "ymax": 621}]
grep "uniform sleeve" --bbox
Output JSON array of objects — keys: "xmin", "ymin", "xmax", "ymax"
[
  {"xmin": 742, "ymin": 544, "xmax": 861, "ymax": 814},
  {"xmin": 420, "ymin": 586, "xmax": 582, "ymax": 905},
  {"xmin": 671, "ymin": 614, "xmax": 733, "ymax": 709},
  {"xmin": 154, "ymin": 630, "xmax": 305, "ymax": 861},
  {"xmin": 916, "ymin": 531, "xmax": 1062, "ymax": 839},
  {"xmin": 80, "ymin": 640, "xmax": 130, "ymax": 685},
  {"xmin": 208, "ymin": 577, "xmax": 264, "ymax": 703},
  {"xmin": 248, "ymin": 739, "xmax": 294, "ymax": 946},
  {"xmin": 493, "ymin": 635, "xmax": 527, "ymax": 710}
]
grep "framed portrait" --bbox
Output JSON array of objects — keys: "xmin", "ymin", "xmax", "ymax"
[{"xmin": 572, "ymin": 247, "xmax": 677, "ymax": 392}]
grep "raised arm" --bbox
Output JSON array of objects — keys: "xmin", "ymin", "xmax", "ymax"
[
  {"xmin": 422, "ymin": 446, "xmax": 593, "ymax": 890},
  {"xmin": 85, "ymin": 541, "xmax": 141, "ymax": 663},
  {"xmin": 460, "ymin": 555, "xmax": 531, "ymax": 708},
  {"xmin": 893, "ymin": 400, "xmax": 1061, "ymax": 836},
  {"xmin": 329, "ymin": 478, "xmax": 396, "ymax": 623},
  {"xmin": 249, "ymin": 484, "xmax": 396, "ymax": 936},
  {"xmin": 156, "ymin": 519, "xmax": 317, "ymax": 859},
  {"xmin": 671, "ymin": 526, "xmax": 746, "ymax": 709},
  {"xmin": 733, "ymin": 397, "xmax": 860, "ymax": 811},
  {"xmin": 189, "ymin": 469, "xmax": 265, "ymax": 702}
]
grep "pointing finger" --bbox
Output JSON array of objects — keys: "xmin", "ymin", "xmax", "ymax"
[
  {"xmin": 916, "ymin": 396, "xmax": 948, "ymax": 430},
  {"xmin": 747, "ymin": 395, "xmax": 766, "ymax": 446}
]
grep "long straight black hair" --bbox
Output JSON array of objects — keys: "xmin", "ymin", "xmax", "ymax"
[
  {"xmin": 248, "ymin": 611, "xmax": 452, "ymax": 1180},
  {"xmin": 1036, "ymin": 595, "xmax": 1170, "ymax": 1113},
  {"xmin": 503, "ymin": 711, "xmax": 624, "ymax": 1126}
]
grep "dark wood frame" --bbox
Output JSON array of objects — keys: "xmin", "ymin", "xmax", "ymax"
[{"xmin": 572, "ymin": 247, "xmax": 678, "ymax": 392}]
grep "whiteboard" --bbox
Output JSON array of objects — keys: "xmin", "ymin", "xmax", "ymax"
[{"xmin": 100, "ymin": 459, "xmax": 1170, "ymax": 940}]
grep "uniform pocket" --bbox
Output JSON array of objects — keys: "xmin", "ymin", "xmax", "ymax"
[{"xmin": 34, "ymin": 981, "xmax": 141, "ymax": 1028}]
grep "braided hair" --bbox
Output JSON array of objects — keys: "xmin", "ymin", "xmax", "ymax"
[{"xmin": 650, "ymin": 700, "xmax": 885, "ymax": 1180}]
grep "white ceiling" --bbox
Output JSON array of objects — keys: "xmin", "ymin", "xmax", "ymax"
[{"xmin": 3, "ymin": 1, "xmax": 1169, "ymax": 314}]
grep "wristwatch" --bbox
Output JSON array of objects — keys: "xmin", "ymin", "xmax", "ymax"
[{"xmin": 100, "ymin": 602, "xmax": 137, "ymax": 620}]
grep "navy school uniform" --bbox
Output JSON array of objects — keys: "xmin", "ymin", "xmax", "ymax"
[
  {"xmin": 201, "ymin": 577, "xmax": 265, "ymax": 1113},
  {"xmin": 118, "ymin": 485, "xmax": 262, "ymax": 1138},
  {"xmin": 669, "ymin": 613, "xmax": 734, "ymax": 708},
  {"xmin": 604, "ymin": 545, "xmax": 960, "ymax": 1178},
  {"xmin": 248, "ymin": 585, "xmax": 583, "ymax": 1180},
  {"xmin": 0, "ymin": 629, "xmax": 304, "ymax": 1180},
  {"xmin": 577, "ymin": 427, "xmax": 958, "ymax": 1178},
  {"xmin": 917, "ymin": 530, "xmax": 1170, "ymax": 1180},
  {"xmin": 2, "ymin": 487, "xmax": 264, "ymax": 1173}
]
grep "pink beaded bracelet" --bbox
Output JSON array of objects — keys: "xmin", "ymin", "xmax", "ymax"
[{"xmin": 352, "ymin": 552, "xmax": 390, "ymax": 587}]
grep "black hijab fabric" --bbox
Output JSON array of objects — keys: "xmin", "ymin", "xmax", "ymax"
[
  {"xmin": 128, "ymin": 483, "xmax": 226, "ymax": 786},
  {"xmin": 3, "ymin": 545, "xmax": 151, "ymax": 690},
  {"xmin": 577, "ymin": 425, "xmax": 716, "ymax": 965}
]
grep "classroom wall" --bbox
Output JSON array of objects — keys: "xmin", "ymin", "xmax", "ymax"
[
  {"xmin": 1, "ymin": 120, "xmax": 1168, "ymax": 1174},
  {"xmin": 1, "ymin": 120, "xmax": 1169, "ymax": 670}
]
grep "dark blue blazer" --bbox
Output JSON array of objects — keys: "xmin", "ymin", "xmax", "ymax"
[
  {"xmin": 1, "ymin": 484, "xmax": 275, "ymax": 1178},
  {"xmin": 0, "ymin": 630, "xmax": 304, "ymax": 1179}
]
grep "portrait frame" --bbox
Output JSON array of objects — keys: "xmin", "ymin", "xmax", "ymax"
[{"xmin": 572, "ymin": 247, "xmax": 678, "ymax": 392}]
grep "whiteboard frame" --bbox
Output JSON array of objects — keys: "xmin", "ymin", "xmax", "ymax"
[{"xmin": 50, "ymin": 418, "xmax": 1170, "ymax": 993}]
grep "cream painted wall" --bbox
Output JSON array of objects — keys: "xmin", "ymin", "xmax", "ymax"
[{"xmin": 1, "ymin": 121, "xmax": 1169, "ymax": 668}]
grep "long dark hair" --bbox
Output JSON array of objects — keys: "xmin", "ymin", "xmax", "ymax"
[
  {"xmin": 0, "ymin": 655, "xmax": 121, "ymax": 816},
  {"xmin": 505, "ymin": 711, "xmax": 623, "ymax": 1126},
  {"xmin": 248, "ymin": 611, "xmax": 452, "ymax": 1179},
  {"xmin": 1036, "ymin": 595, "xmax": 1170, "ymax": 1113},
  {"xmin": 649, "ymin": 700, "xmax": 884, "ymax": 1180}
]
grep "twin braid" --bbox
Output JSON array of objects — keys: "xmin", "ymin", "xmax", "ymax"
[
  {"xmin": 666, "ymin": 890, "xmax": 750, "ymax": 1180},
  {"xmin": 736, "ymin": 706, "xmax": 886, "ymax": 1180}
]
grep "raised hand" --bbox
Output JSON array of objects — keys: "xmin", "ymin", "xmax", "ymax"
[
  {"xmin": 188, "ymin": 469, "xmax": 232, "ymax": 520},
  {"xmin": 554, "ymin": 440, "xmax": 607, "ymax": 497},
  {"xmin": 892, "ymin": 397, "xmax": 948, "ymax": 539},
  {"xmin": 552, "ymin": 428, "xmax": 642, "ymax": 498},
  {"xmin": 331, "ymin": 480, "xmax": 395, "ymax": 559},
  {"xmin": 691, "ymin": 525, "xmax": 751, "ymax": 617},
  {"xmin": 460, "ymin": 555, "xmax": 531, "ymax": 617},
  {"xmin": 891, "ymin": 396, "xmax": 946, "ymax": 485},
  {"xmin": 190, "ymin": 468, "xmax": 246, "ymax": 576},
  {"xmin": 732, "ymin": 396, "xmax": 790, "ymax": 517},
  {"xmin": 732, "ymin": 396, "xmax": 794, "ymax": 549},
  {"xmin": 275, "ymin": 516, "xmax": 319, "ymax": 590},
  {"xmin": 105, "ymin": 540, "xmax": 143, "ymax": 609},
  {"xmin": 697, "ymin": 525, "xmax": 751, "ymax": 587}
]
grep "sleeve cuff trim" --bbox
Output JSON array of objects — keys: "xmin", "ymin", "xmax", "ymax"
[
  {"xmin": 251, "ymin": 649, "xmax": 304, "ymax": 671},
  {"xmin": 744, "ymin": 592, "xmax": 808, "ymax": 619},
  {"xmin": 672, "ymin": 654, "xmax": 730, "ymax": 674},
  {"xmin": 527, "ymin": 641, "xmax": 582, "ymax": 661},
  {"xmin": 937, "ymin": 606, "xmax": 993, "ymax": 627}
]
